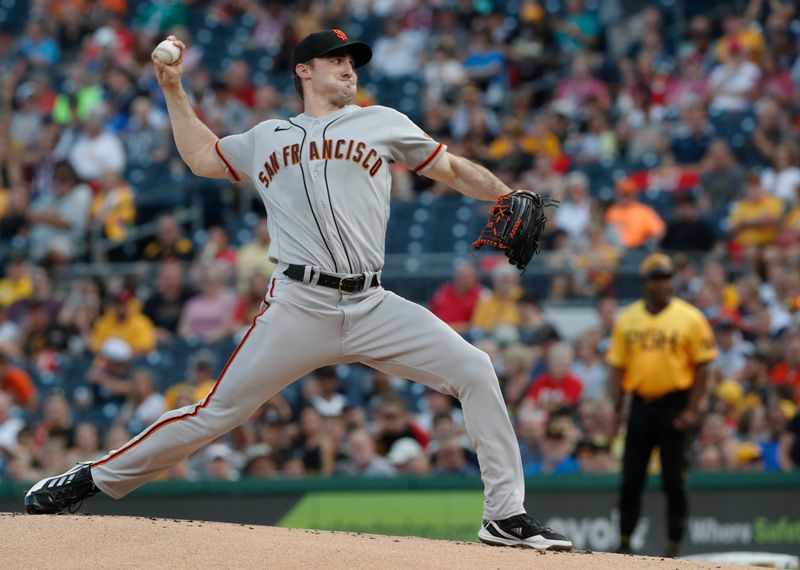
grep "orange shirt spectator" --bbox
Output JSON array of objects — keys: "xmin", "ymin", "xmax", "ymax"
[
  {"xmin": 604, "ymin": 179, "xmax": 666, "ymax": 249},
  {"xmin": 0, "ymin": 355, "xmax": 37, "ymax": 409}
]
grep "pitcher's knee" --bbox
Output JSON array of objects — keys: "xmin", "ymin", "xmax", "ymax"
[{"xmin": 454, "ymin": 348, "xmax": 497, "ymax": 394}]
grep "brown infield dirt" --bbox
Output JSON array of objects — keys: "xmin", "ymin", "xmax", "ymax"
[{"xmin": 0, "ymin": 512, "xmax": 752, "ymax": 569}]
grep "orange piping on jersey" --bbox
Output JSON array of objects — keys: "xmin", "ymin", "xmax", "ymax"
[
  {"xmin": 214, "ymin": 140, "xmax": 242, "ymax": 182},
  {"xmin": 91, "ymin": 302, "xmax": 270, "ymax": 468},
  {"xmin": 412, "ymin": 143, "xmax": 444, "ymax": 173}
]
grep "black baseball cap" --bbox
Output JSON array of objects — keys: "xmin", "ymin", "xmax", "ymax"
[{"xmin": 292, "ymin": 29, "xmax": 372, "ymax": 70}]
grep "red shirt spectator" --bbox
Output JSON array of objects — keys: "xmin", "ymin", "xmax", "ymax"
[
  {"xmin": 527, "ymin": 371, "xmax": 584, "ymax": 409},
  {"xmin": 429, "ymin": 262, "xmax": 484, "ymax": 334},
  {"xmin": 525, "ymin": 342, "xmax": 584, "ymax": 410}
]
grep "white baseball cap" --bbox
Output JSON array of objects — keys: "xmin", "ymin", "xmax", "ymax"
[
  {"xmin": 388, "ymin": 438, "xmax": 424, "ymax": 466},
  {"xmin": 100, "ymin": 337, "xmax": 133, "ymax": 362}
]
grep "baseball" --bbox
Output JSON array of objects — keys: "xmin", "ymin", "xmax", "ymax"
[{"xmin": 153, "ymin": 39, "xmax": 180, "ymax": 65}]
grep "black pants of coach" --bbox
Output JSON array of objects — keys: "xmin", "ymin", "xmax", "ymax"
[{"xmin": 619, "ymin": 389, "xmax": 690, "ymax": 546}]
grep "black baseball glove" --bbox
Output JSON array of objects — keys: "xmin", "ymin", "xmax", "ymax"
[{"xmin": 472, "ymin": 191, "xmax": 558, "ymax": 270}]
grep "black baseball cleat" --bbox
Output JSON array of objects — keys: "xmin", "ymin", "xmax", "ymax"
[
  {"xmin": 478, "ymin": 513, "xmax": 573, "ymax": 551},
  {"xmin": 24, "ymin": 462, "xmax": 99, "ymax": 514}
]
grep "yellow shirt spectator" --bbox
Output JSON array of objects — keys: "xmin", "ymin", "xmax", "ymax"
[
  {"xmin": 471, "ymin": 286, "xmax": 522, "ymax": 332},
  {"xmin": 0, "ymin": 257, "xmax": 33, "ymax": 307},
  {"xmin": 90, "ymin": 291, "xmax": 156, "ymax": 354},
  {"xmin": 91, "ymin": 173, "xmax": 135, "ymax": 243},
  {"xmin": 716, "ymin": 29, "xmax": 765, "ymax": 65},
  {"xmin": 728, "ymin": 193, "xmax": 783, "ymax": 247}
]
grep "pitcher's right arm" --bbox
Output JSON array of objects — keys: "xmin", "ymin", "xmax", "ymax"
[{"xmin": 152, "ymin": 36, "xmax": 226, "ymax": 179}]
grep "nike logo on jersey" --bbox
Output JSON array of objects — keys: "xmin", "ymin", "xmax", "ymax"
[{"xmin": 274, "ymin": 125, "xmax": 292, "ymax": 132}]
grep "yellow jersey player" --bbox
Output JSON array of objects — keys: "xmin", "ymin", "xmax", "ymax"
[{"xmin": 607, "ymin": 253, "xmax": 717, "ymax": 557}]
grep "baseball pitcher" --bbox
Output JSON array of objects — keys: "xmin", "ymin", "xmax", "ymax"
[{"xmin": 24, "ymin": 30, "xmax": 571, "ymax": 551}]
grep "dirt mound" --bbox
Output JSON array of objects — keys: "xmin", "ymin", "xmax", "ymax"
[{"xmin": 0, "ymin": 512, "xmax": 747, "ymax": 569}]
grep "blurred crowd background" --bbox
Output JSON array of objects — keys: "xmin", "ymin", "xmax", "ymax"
[{"xmin": 2, "ymin": 0, "xmax": 800, "ymax": 484}]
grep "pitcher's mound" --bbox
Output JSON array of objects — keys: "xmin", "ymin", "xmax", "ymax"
[{"xmin": 0, "ymin": 512, "xmax": 744, "ymax": 569}]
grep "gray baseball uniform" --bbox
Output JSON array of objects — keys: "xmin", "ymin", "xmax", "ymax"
[{"xmin": 90, "ymin": 104, "xmax": 526, "ymax": 521}]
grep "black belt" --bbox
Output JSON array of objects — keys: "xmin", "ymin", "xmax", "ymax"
[{"xmin": 284, "ymin": 264, "xmax": 380, "ymax": 294}]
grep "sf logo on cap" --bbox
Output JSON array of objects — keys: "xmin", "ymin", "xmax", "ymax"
[{"xmin": 332, "ymin": 28, "xmax": 348, "ymax": 41}]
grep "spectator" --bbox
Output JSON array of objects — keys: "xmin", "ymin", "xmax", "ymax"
[
  {"xmin": 433, "ymin": 436, "xmax": 478, "ymax": 476},
  {"xmin": 18, "ymin": 19, "xmax": 60, "ymax": 67},
  {"xmin": 715, "ymin": 14, "xmax": 765, "ymax": 66},
  {"xmin": 388, "ymin": 437, "xmax": 430, "ymax": 475},
  {"xmin": 178, "ymin": 264, "xmax": 237, "ymax": 343},
  {"xmin": 523, "ymin": 419, "xmax": 580, "ymax": 475},
  {"xmin": 778, "ymin": 411, "xmax": 800, "ymax": 470},
  {"xmin": 423, "ymin": 46, "xmax": 466, "ymax": 105},
  {"xmin": 671, "ymin": 104, "xmax": 713, "ymax": 166},
  {"xmin": 523, "ymin": 342, "xmax": 584, "ymax": 412},
  {"xmin": 750, "ymin": 97, "xmax": 786, "ymax": 166},
  {"xmin": 69, "ymin": 110, "xmax": 126, "ymax": 181},
  {"xmin": 339, "ymin": 428, "xmax": 395, "ymax": 477},
  {"xmin": 517, "ymin": 294, "xmax": 556, "ymax": 347},
  {"xmin": 449, "ymin": 83, "xmax": 501, "ymax": 142},
  {"xmin": 236, "ymin": 218, "xmax": 276, "ymax": 294},
  {"xmin": 0, "ymin": 392, "xmax": 23, "ymax": 453},
  {"xmin": 89, "ymin": 169, "xmax": 136, "ymax": 250},
  {"xmin": 429, "ymin": 261, "xmax": 483, "ymax": 334},
  {"xmin": 123, "ymin": 95, "xmax": 169, "ymax": 167},
  {"xmin": 164, "ymin": 349, "xmax": 217, "ymax": 410},
  {"xmin": 203, "ymin": 443, "xmax": 239, "ymax": 481},
  {"xmin": 571, "ymin": 223, "xmax": 621, "ymax": 297},
  {"xmin": 198, "ymin": 226, "xmax": 237, "ymax": 277},
  {"xmin": 90, "ymin": 290, "xmax": 156, "ymax": 355},
  {"xmin": 142, "ymin": 214, "xmax": 194, "ymax": 261},
  {"xmin": 0, "ymin": 353, "xmax": 37, "ymax": 411},
  {"xmin": 661, "ymin": 193, "xmax": 717, "ymax": 253},
  {"xmin": 728, "ymin": 169, "xmax": 784, "ymax": 253},
  {"xmin": 308, "ymin": 367, "xmax": 348, "ymax": 418},
  {"xmin": 575, "ymin": 439, "xmax": 616, "ymax": 474},
  {"xmin": 373, "ymin": 395, "xmax": 428, "ymax": 455},
  {"xmin": 462, "ymin": 30, "xmax": 505, "ymax": 100},
  {"xmin": 57, "ymin": 277, "xmax": 103, "ymax": 352},
  {"xmin": 471, "ymin": 264, "xmax": 522, "ymax": 336},
  {"xmin": 27, "ymin": 160, "xmax": 92, "ymax": 264},
  {"xmin": 711, "ymin": 310, "xmax": 751, "ymax": 382},
  {"xmin": 760, "ymin": 142, "xmax": 800, "ymax": 204},
  {"xmin": 233, "ymin": 273, "xmax": 270, "ymax": 333},
  {"xmin": 699, "ymin": 139, "xmax": 745, "ymax": 214},
  {"xmin": 604, "ymin": 178, "xmax": 666, "ymax": 249},
  {"xmin": 200, "ymin": 79, "xmax": 251, "ymax": 137},
  {"xmin": 571, "ymin": 331, "xmax": 607, "ymax": 401},
  {"xmin": 708, "ymin": 39, "xmax": 761, "ymax": 113},
  {"xmin": 770, "ymin": 333, "xmax": 800, "ymax": 404},
  {"xmin": 33, "ymin": 390, "xmax": 75, "ymax": 450},
  {"xmin": 241, "ymin": 443, "xmax": 278, "ymax": 479},
  {"xmin": 554, "ymin": 171, "xmax": 593, "ymax": 245},
  {"xmin": 555, "ymin": 52, "xmax": 609, "ymax": 117},
  {"xmin": 142, "ymin": 260, "xmax": 193, "ymax": 343},
  {"xmin": 83, "ymin": 337, "xmax": 134, "ymax": 422},
  {"xmin": 68, "ymin": 421, "xmax": 103, "ymax": 463},
  {"xmin": 370, "ymin": 20, "xmax": 425, "ymax": 79},
  {"xmin": 555, "ymin": 0, "xmax": 601, "ymax": 53},
  {"xmin": 0, "ymin": 254, "xmax": 33, "ymax": 308},
  {"xmin": 117, "ymin": 369, "xmax": 166, "ymax": 433}
]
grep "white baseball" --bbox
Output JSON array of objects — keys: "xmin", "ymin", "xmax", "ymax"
[{"xmin": 153, "ymin": 40, "xmax": 181, "ymax": 65}]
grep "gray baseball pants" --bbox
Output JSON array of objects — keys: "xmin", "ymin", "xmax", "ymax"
[{"xmin": 91, "ymin": 268, "xmax": 526, "ymax": 520}]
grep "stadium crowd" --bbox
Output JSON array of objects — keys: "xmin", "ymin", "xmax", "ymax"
[{"xmin": 2, "ymin": 0, "xmax": 800, "ymax": 484}]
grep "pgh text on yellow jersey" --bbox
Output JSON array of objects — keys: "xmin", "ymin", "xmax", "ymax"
[{"xmin": 606, "ymin": 298, "xmax": 718, "ymax": 399}]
